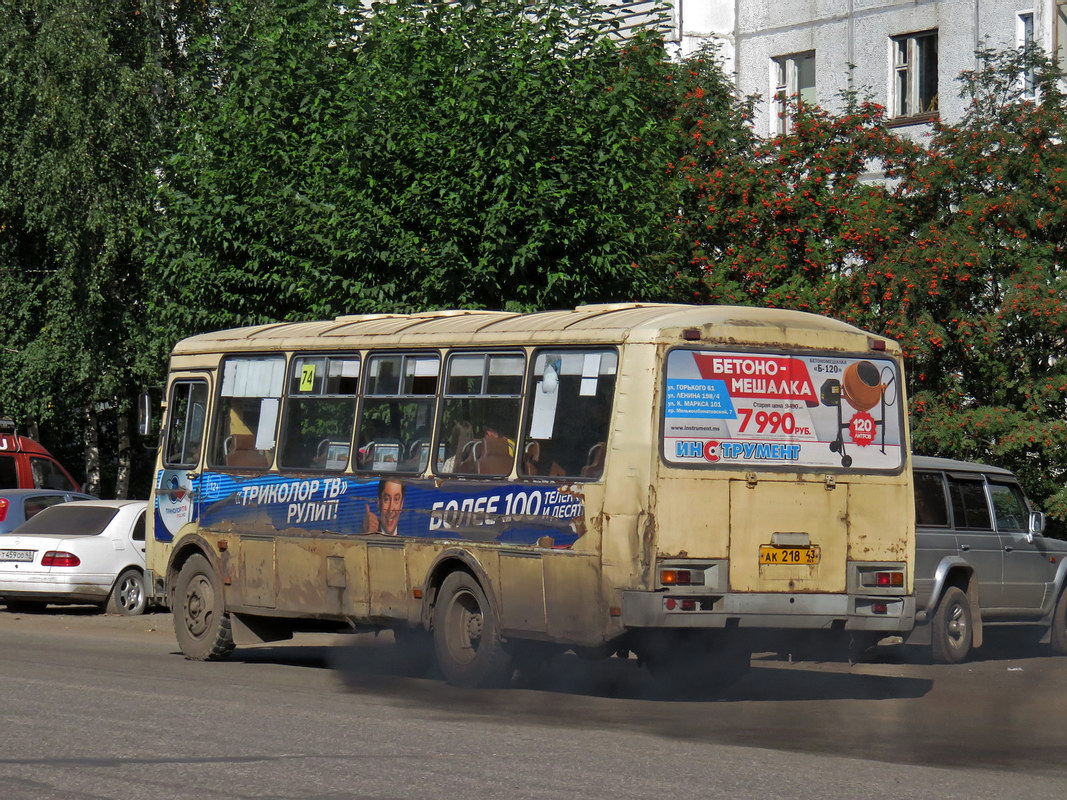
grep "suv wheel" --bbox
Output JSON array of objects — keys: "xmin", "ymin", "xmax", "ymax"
[
  {"xmin": 1050, "ymin": 589, "xmax": 1067, "ymax": 656},
  {"xmin": 932, "ymin": 586, "xmax": 972, "ymax": 664}
]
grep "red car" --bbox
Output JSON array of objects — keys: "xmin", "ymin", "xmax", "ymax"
[{"xmin": 0, "ymin": 419, "xmax": 81, "ymax": 493}]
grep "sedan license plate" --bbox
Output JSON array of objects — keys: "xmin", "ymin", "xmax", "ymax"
[
  {"xmin": 759, "ymin": 545, "xmax": 820, "ymax": 565},
  {"xmin": 0, "ymin": 549, "xmax": 34, "ymax": 563}
]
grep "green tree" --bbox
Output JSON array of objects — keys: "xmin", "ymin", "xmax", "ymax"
[
  {"xmin": 147, "ymin": 0, "xmax": 745, "ymax": 347},
  {"xmin": 0, "ymin": 0, "xmax": 165, "ymax": 495}
]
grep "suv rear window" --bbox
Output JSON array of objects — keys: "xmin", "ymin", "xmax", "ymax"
[
  {"xmin": 947, "ymin": 477, "xmax": 992, "ymax": 530},
  {"xmin": 914, "ymin": 472, "xmax": 949, "ymax": 526},
  {"xmin": 13, "ymin": 505, "xmax": 118, "ymax": 536}
]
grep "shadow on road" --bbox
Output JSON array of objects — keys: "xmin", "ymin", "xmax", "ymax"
[{"xmin": 324, "ymin": 634, "xmax": 933, "ymax": 706}]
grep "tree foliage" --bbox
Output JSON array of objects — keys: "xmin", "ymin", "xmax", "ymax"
[
  {"xmin": 0, "ymin": 0, "xmax": 164, "ymax": 491},
  {"xmin": 148, "ymin": 0, "xmax": 741, "ymax": 349},
  {"xmin": 671, "ymin": 46, "xmax": 1067, "ymax": 520}
]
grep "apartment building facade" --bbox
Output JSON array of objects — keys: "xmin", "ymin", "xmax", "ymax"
[{"xmin": 659, "ymin": 0, "xmax": 1067, "ymax": 134}]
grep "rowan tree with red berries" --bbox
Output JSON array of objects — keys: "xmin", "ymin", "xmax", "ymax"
[{"xmin": 669, "ymin": 45, "xmax": 1067, "ymax": 522}]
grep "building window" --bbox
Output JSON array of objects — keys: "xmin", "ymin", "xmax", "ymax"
[
  {"xmin": 891, "ymin": 30, "xmax": 938, "ymax": 119},
  {"xmin": 1057, "ymin": 1, "xmax": 1067, "ymax": 74},
  {"xmin": 1017, "ymin": 11, "xmax": 1036, "ymax": 99},
  {"xmin": 771, "ymin": 51, "xmax": 816, "ymax": 134}
]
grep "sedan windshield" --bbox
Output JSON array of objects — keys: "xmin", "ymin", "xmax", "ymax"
[{"xmin": 9, "ymin": 506, "xmax": 119, "ymax": 536}]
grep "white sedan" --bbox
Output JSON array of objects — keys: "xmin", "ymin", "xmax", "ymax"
[{"xmin": 0, "ymin": 500, "xmax": 149, "ymax": 615}]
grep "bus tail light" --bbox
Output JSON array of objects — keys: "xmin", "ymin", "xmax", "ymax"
[
  {"xmin": 42, "ymin": 551, "xmax": 80, "ymax": 567},
  {"xmin": 872, "ymin": 602, "xmax": 888, "ymax": 615},
  {"xmin": 660, "ymin": 569, "xmax": 705, "ymax": 586},
  {"xmin": 665, "ymin": 597, "xmax": 713, "ymax": 612},
  {"xmin": 0, "ymin": 498, "xmax": 7, "ymax": 522},
  {"xmin": 875, "ymin": 571, "xmax": 904, "ymax": 588},
  {"xmin": 661, "ymin": 569, "xmax": 691, "ymax": 586}
]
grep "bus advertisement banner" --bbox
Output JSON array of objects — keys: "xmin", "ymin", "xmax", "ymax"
[
  {"xmin": 154, "ymin": 469, "xmax": 584, "ymax": 548},
  {"xmin": 663, "ymin": 349, "xmax": 904, "ymax": 471}
]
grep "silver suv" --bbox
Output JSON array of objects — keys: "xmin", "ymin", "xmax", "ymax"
[{"xmin": 910, "ymin": 456, "xmax": 1067, "ymax": 663}]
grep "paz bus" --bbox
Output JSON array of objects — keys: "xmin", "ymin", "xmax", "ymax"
[{"xmin": 145, "ymin": 304, "xmax": 915, "ymax": 689}]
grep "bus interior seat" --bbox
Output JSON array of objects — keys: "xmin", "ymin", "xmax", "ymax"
[
  {"xmin": 476, "ymin": 436, "xmax": 513, "ymax": 474},
  {"xmin": 225, "ymin": 434, "xmax": 269, "ymax": 468},
  {"xmin": 579, "ymin": 442, "xmax": 606, "ymax": 478},
  {"xmin": 454, "ymin": 438, "xmax": 480, "ymax": 473},
  {"xmin": 455, "ymin": 437, "xmax": 513, "ymax": 475},
  {"xmin": 523, "ymin": 440, "xmax": 566, "ymax": 477}
]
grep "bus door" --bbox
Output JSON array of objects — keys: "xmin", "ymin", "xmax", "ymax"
[
  {"xmin": 728, "ymin": 475, "xmax": 848, "ymax": 594},
  {"xmin": 155, "ymin": 375, "xmax": 211, "ymax": 545}
]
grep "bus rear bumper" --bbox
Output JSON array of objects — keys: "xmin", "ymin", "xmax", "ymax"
[{"xmin": 620, "ymin": 591, "xmax": 915, "ymax": 633}]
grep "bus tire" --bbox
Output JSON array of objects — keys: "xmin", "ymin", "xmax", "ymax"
[
  {"xmin": 106, "ymin": 568, "xmax": 147, "ymax": 616},
  {"xmin": 432, "ymin": 571, "xmax": 513, "ymax": 689},
  {"xmin": 931, "ymin": 586, "xmax": 972, "ymax": 664},
  {"xmin": 173, "ymin": 554, "xmax": 235, "ymax": 661},
  {"xmin": 1050, "ymin": 589, "xmax": 1067, "ymax": 656}
]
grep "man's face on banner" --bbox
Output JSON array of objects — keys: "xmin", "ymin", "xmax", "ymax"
[{"xmin": 379, "ymin": 480, "xmax": 404, "ymax": 534}]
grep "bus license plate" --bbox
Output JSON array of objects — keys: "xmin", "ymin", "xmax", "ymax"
[
  {"xmin": 0, "ymin": 549, "xmax": 34, "ymax": 562},
  {"xmin": 759, "ymin": 545, "xmax": 820, "ymax": 565}
]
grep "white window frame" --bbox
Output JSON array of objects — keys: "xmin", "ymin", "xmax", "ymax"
[
  {"xmin": 770, "ymin": 51, "xmax": 816, "ymax": 135},
  {"xmin": 890, "ymin": 30, "xmax": 939, "ymax": 119},
  {"xmin": 1056, "ymin": 1, "xmax": 1067, "ymax": 75},
  {"xmin": 1017, "ymin": 10, "xmax": 1036, "ymax": 100}
]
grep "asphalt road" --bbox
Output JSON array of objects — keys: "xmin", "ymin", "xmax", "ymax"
[{"xmin": 2, "ymin": 608, "xmax": 1067, "ymax": 800}]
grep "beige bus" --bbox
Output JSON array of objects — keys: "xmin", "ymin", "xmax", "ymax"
[{"xmin": 146, "ymin": 304, "xmax": 915, "ymax": 689}]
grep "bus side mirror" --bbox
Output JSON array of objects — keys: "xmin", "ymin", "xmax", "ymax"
[{"xmin": 137, "ymin": 392, "xmax": 153, "ymax": 437}]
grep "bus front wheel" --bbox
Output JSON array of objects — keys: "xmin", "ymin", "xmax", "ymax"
[
  {"xmin": 432, "ymin": 571, "xmax": 513, "ymax": 688},
  {"xmin": 173, "ymin": 554, "xmax": 235, "ymax": 661}
]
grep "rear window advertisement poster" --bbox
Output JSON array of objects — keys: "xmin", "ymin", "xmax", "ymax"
[{"xmin": 663, "ymin": 350, "xmax": 903, "ymax": 470}]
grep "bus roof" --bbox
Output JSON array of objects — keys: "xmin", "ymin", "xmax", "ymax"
[{"xmin": 171, "ymin": 304, "xmax": 898, "ymax": 355}]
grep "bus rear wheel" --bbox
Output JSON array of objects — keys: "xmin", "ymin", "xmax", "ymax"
[
  {"xmin": 433, "ymin": 571, "xmax": 513, "ymax": 688},
  {"xmin": 173, "ymin": 554, "xmax": 235, "ymax": 661}
]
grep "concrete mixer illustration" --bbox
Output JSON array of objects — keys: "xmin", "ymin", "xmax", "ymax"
[{"xmin": 819, "ymin": 360, "xmax": 897, "ymax": 467}]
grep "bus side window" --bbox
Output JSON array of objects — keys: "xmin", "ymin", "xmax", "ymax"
[
  {"xmin": 279, "ymin": 355, "xmax": 359, "ymax": 472},
  {"xmin": 211, "ymin": 356, "xmax": 286, "ymax": 470},
  {"xmin": 519, "ymin": 350, "xmax": 617, "ymax": 480},
  {"xmin": 164, "ymin": 380, "xmax": 209, "ymax": 469},
  {"xmin": 356, "ymin": 353, "xmax": 439, "ymax": 474},
  {"xmin": 437, "ymin": 352, "xmax": 524, "ymax": 477}
]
